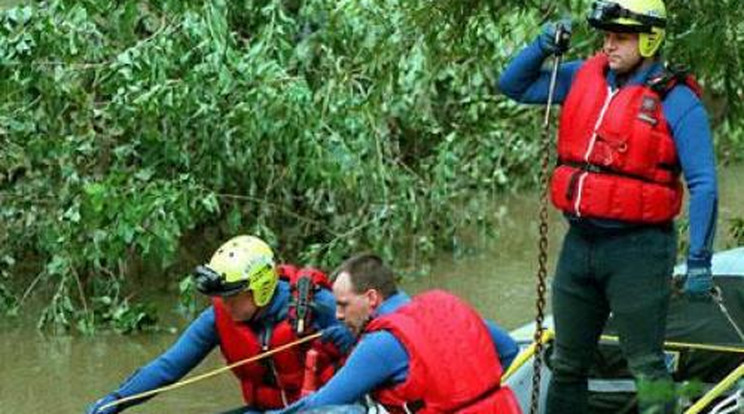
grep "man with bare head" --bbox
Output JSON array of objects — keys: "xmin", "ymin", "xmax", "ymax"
[{"xmin": 271, "ymin": 253, "xmax": 521, "ymax": 413}]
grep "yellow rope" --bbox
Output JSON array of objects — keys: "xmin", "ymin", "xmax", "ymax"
[
  {"xmin": 600, "ymin": 335, "xmax": 744, "ymax": 354},
  {"xmin": 502, "ymin": 329, "xmax": 555, "ymax": 381},
  {"xmin": 97, "ymin": 331, "xmax": 322, "ymax": 413}
]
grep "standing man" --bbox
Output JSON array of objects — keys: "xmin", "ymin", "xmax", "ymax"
[
  {"xmin": 498, "ymin": 0, "xmax": 718, "ymax": 413},
  {"xmin": 271, "ymin": 253, "xmax": 521, "ymax": 413},
  {"xmin": 86, "ymin": 235, "xmax": 353, "ymax": 414}
]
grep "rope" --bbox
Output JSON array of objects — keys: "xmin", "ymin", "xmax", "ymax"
[
  {"xmin": 713, "ymin": 287, "xmax": 744, "ymax": 343},
  {"xmin": 710, "ymin": 388, "xmax": 744, "ymax": 414},
  {"xmin": 96, "ymin": 331, "xmax": 322, "ymax": 413}
]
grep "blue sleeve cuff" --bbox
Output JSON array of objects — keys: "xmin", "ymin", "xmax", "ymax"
[{"xmin": 687, "ymin": 256, "xmax": 712, "ymax": 270}]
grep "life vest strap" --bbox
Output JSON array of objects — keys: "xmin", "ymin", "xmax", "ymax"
[
  {"xmin": 563, "ymin": 160, "xmax": 676, "ymax": 177},
  {"xmin": 647, "ymin": 65, "xmax": 703, "ymax": 99}
]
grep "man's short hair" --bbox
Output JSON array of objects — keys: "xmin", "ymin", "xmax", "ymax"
[{"xmin": 332, "ymin": 253, "xmax": 398, "ymax": 299}]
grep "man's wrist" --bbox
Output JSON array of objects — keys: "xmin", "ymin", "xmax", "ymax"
[{"xmin": 687, "ymin": 256, "xmax": 712, "ymax": 270}]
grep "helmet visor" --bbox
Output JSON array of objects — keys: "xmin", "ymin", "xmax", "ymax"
[
  {"xmin": 587, "ymin": 1, "xmax": 666, "ymax": 33},
  {"xmin": 193, "ymin": 265, "xmax": 250, "ymax": 297}
]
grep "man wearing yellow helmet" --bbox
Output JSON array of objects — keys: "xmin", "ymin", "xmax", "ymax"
[
  {"xmin": 499, "ymin": 0, "xmax": 718, "ymax": 413},
  {"xmin": 86, "ymin": 235, "xmax": 354, "ymax": 414}
]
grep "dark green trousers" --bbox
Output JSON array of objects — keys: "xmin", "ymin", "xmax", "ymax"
[{"xmin": 546, "ymin": 221, "xmax": 677, "ymax": 414}]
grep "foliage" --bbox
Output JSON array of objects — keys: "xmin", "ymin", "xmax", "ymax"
[
  {"xmin": 1, "ymin": 0, "xmax": 743, "ymax": 332},
  {"xmin": 728, "ymin": 217, "xmax": 744, "ymax": 249},
  {"xmin": 666, "ymin": 0, "xmax": 744, "ymax": 122},
  {"xmin": 675, "ymin": 218, "xmax": 689, "ymax": 258},
  {"xmin": 637, "ymin": 378, "xmax": 705, "ymax": 414},
  {"xmin": 0, "ymin": 255, "xmax": 17, "ymax": 314},
  {"xmin": 177, "ymin": 271, "xmax": 198, "ymax": 319},
  {"xmin": 93, "ymin": 296, "xmax": 159, "ymax": 335},
  {"xmin": 715, "ymin": 119, "xmax": 744, "ymax": 165}
]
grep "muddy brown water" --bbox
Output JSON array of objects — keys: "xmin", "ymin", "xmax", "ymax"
[{"xmin": 1, "ymin": 164, "xmax": 741, "ymax": 413}]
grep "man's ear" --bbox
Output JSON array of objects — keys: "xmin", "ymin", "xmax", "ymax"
[{"xmin": 366, "ymin": 288, "xmax": 383, "ymax": 310}]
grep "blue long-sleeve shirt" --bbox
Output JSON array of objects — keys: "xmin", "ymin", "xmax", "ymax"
[
  {"xmin": 275, "ymin": 291, "xmax": 519, "ymax": 413},
  {"xmin": 498, "ymin": 40, "xmax": 718, "ymax": 268},
  {"xmin": 105, "ymin": 280, "xmax": 345, "ymax": 411}
]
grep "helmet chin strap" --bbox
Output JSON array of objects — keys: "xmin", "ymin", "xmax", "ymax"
[
  {"xmin": 252, "ymin": 305, "xmax": 266, "ymax": 321},
  {"xmin": 242, "ymin": 299, "xmax": 268, "ymax": 324}
]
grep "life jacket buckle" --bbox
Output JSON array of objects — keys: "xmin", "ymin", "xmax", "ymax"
[
  {"xmin": 637, "ymin": 112, "xmax": 658, "ymax": 126},
  {"xmin": 566, "ymin": 169, "xmax": 583, "ymax": 201}
]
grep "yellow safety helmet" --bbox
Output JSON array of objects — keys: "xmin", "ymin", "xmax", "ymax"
[
  {"xmin": 587, "ymin": 0, "xmax": 667, "ymax": 57},
  {"xmin": 193, "ymin": 235, "xmax": 279, "ymax": 306}
]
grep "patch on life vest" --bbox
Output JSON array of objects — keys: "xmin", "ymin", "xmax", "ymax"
[
  {"xmin": 638, "ymin": 96, "xmax": 659, "ymax": 125},
  {"xmin": 641, "ymin": 96, "xmax": 657, "ymax": 112}
]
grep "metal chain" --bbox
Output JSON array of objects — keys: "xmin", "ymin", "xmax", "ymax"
[
  {"xmin": 529, "ymin": 115, "xmax": 551, "ymax": 414},
  {"xmin": 529, "ymin": 27, "xmax": 566, "ymax": 413}
]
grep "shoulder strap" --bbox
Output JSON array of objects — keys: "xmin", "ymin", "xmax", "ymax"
[
  {"xmin": 647, "ymin": 64, "xmax": 703, "ymax": 99},
  {"xmin": 277, "ymin": 264, "xmax": 331, "ymax": 289},
  {"xmin": 277, "ymin": 264, "xmax": 298, "ymax": 282},
  {"xmin": 281, "ymin": 264, "xmax": 331, "ymax": 336}
]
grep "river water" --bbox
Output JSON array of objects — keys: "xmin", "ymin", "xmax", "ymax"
[{"xmin": 1, "ymin": 164, "xmax": 741, "ymax": 413}]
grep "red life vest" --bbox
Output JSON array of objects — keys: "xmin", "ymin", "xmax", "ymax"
[
  {"xmin": 212, "ymin": 264, "xmax": 340, "ymax": 410},
  {"xmin": 551, "ymin": 54, "xmax": 701, "ymax": 223},
  {"xmin": 365, "ymin": 290, "xmax": 521, "ymax": 414}
]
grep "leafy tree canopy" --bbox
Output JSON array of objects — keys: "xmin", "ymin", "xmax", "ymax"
[{"xmin": 1, "ymin": 0, "xmax": 742, "ymax": 332}]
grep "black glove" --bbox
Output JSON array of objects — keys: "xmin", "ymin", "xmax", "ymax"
[
  {"xmin": 538, "ymin": 19, "xmax": 572, "ymax": 55},
  {"xmin": 682, "ymin": 265, "xmax": 714, "ymax": 302},
  {"xmin": 321, "ymin": 324, "xmax": 355, "ymax": 354}
]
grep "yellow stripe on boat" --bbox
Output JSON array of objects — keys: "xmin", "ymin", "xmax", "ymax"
[
  {"xmin": 600, "ymin": 335, "xmax": 744, "ymax": 354},
  {"xmin": 684, "ymin": 362, "xmax": 744, "ymax": 414}
]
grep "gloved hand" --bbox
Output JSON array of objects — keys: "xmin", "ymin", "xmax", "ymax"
[
  {"xmin": 86, "ymin": 393, "xmax": 120, "ymax": 414},
  {"xmin": 538, "ymin": 19, "xmax": 572, "ymax": 55},
  {"xmin": 682, "ymin": 265, "xmax": 714, "ymax": 301},
  {"xmin": 321, "ymin": 324, "xmax": 355, "ymax": 354}
]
